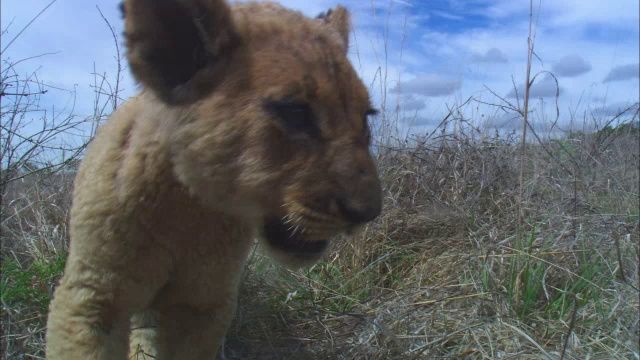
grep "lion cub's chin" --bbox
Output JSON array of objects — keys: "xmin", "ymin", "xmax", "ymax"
[{"xmin": 257, "ymin": 216, "xmax": 344, "ymax": 269}]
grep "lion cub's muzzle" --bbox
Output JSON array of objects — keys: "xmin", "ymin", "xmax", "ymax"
[
  {"xmin": 335, "ymin": 184, "xmax": 382, "ymax": 224},
  {"xmin": 262, "ymin": 176, "xmax": 382, "ymax": 262}
]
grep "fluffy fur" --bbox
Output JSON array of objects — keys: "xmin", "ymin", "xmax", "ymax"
[{"xmin": 45, "ymin": 1, "xmax": 381, "ymax": 359}]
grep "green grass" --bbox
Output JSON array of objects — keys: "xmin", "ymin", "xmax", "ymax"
[
  {"xmin": 497, "ymin": 223, "xmax": 617, "ymax": 324},
  {"xmin": 1, "ymin": 252, "xmax": 67, "ymax": 312}
]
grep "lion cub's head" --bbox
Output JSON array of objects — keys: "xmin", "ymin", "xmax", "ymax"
[{"xmin": 122, "ymin": 0, "xmax": 381, "ymax": 266}]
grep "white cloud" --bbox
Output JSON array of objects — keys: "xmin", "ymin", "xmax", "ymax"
[
  {"xmin": 391, "ymin": 0, "xmax": 414, "ymax": 6},
  {"xmin": 391, "ymin": 75, "xmax": 462, "ymax": 97},
  {"xmin": 432, "ymin": 10, "xmax": 464, "ymax": 21},
  {"xmin": 545, "ymin": 0, "xmax": 640, "ymax": 29},
  {"xmin": 472, "ymin": 48, "xmax": 509, "ymax": 63},
  {"xmin": 409, "ymin": 2, "xmax": 637, "ymax": 121},
  {"xmin": 482, "ymin": 0, "xmax": 640, "ymax": 29},
  {"xmin": 602, "ymin": 64, "xmax": 640, "ymax": 83},
  {"xmin": 400, "ymin": 94, "xmax": 426, "ymax": 111},
  {"xmin": 552, "ymin": 54, "xmax": 592, "ymax": 77}
]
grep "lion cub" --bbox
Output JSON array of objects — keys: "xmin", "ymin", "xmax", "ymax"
[{"xmin": 45, "ymin": 0, "xmax": 381, "ymax": 358}]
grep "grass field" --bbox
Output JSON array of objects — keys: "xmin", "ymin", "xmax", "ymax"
[{"xmin": 2, "ymin": 121, "xmax": 638, "ymax": 359}]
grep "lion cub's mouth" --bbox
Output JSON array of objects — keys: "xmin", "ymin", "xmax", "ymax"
[{"xmin": 262, "ymin": 216, "xmax": 331, "ymax": 260}]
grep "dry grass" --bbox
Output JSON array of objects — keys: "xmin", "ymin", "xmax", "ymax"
[
  {"xmin": 1, "ymin": 171, "xmax": 72, "ymax": 359},
  {"xmin": 220, "ymin": 124, "xmax": 639, "ymax": 359},
  {"xmin": 2, "ymin": 115, "xmax": 639, "ymax": 360}
]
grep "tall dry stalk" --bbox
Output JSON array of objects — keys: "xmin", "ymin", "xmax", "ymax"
[{"xmin": 517, "ymin": 0, "xmax": 542, "ymax": 238}]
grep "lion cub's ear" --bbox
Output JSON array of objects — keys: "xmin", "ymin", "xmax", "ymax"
[
  {"xmin": 122, "ymin": 0, "xmax": 240, "ymax": 104},
  {"xmin": 316, "ymin": 6, "xmax": 351, "ymax": 54}
]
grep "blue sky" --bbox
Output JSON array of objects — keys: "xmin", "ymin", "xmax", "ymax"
[{"xmin": 2, "ymin": 0, "xmax": 639, "ymax": 140}]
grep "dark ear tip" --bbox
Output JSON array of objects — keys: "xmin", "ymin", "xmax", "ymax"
[
  {"xmin": 315, "ymin": 8, "xmax": 333, "ymax": 20},
  {"xmin": 119, "ymin": 1, "xmax": 126, "ymax": 19}
]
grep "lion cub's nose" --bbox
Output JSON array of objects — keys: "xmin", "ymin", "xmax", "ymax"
[{"xmin": 336, "ymin": 187, "xmax": 382, "ymax": 224}]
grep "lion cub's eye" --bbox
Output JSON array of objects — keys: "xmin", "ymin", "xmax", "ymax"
[
  {"xmin": 265, "ymin": 98, "xmax": 320, "ymax": 138},
  {"xmin": 366, "ymin": 108, "xmax": 379, "ymax": 117}
]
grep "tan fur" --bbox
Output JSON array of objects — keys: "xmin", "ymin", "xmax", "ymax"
[{"xmin": 45, "ymin": 1, "xmax": 381, "ymax": 359}]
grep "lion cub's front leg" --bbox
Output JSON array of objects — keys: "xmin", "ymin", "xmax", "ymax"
[
  {"xmin": 129, "ymin": 310, "xmax": 162, "ymax": 359},
  {"xmin": 46, "ymin": 256, "xmax": 170, "ymax": 359},
  {"xmin": 46, "ymin": 282, "xmax": 130, "ymax": 359},
  {"xmin": 155, "ymin": 302, "xmax": 236, "ymax": 360},
  {"xmin": 129, "ymin": 307, "xmax": 233, "ymax": 360}
]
